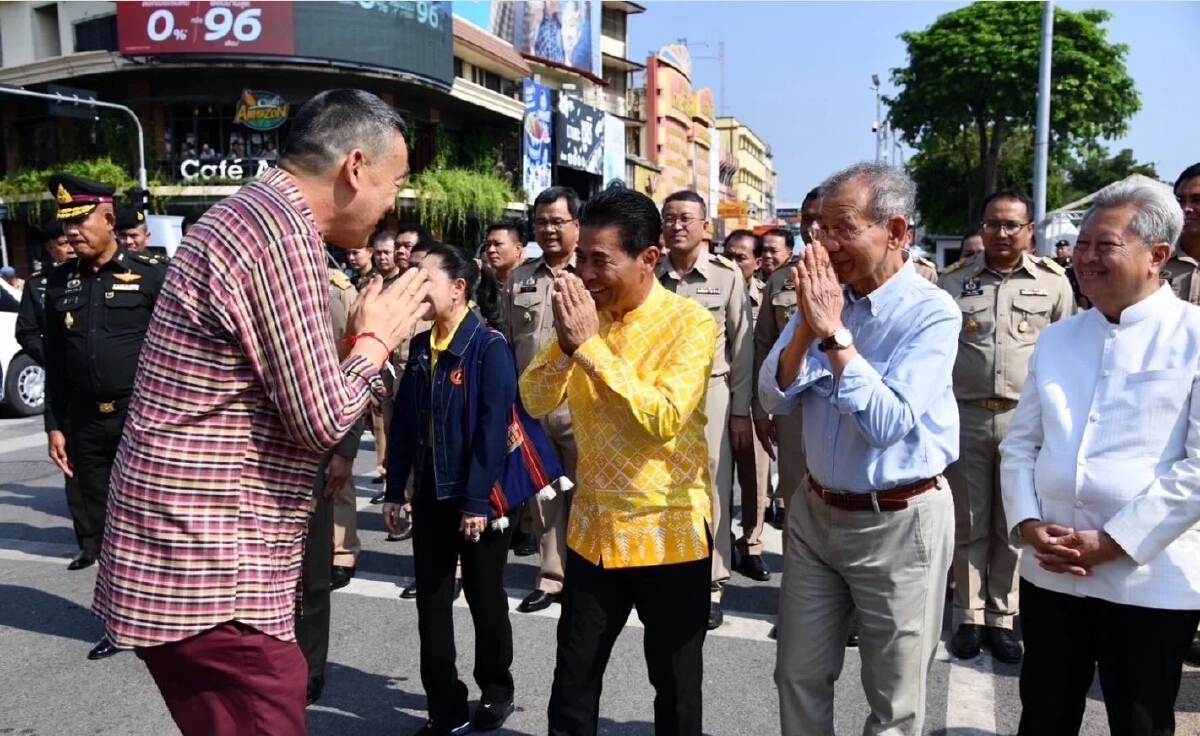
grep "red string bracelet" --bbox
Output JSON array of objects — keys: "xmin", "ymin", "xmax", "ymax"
[{"xmin": 342, "ymin": 332, "xmax": 389, "ymax": 353}]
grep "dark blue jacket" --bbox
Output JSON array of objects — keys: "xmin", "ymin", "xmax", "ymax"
[{"xmin": 384, "ymin": 310, "xmax": 517, "ymax": 516}]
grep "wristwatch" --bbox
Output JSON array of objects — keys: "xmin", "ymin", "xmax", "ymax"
[{"xmin": 817, "ymin": 328, "xmax": 854, "ymax": 353}]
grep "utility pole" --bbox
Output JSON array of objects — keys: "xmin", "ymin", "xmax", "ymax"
[
  {"xmin": 0, "ymin": 83, "xmax": 148, "ymax": 191},
  {"xmin": 871, "ymin": 75, "xmax": 883, "ymax": 163},
  {"xmin": 1032, "ymin": 1, "xmax": 1055, "ymax": 253}
]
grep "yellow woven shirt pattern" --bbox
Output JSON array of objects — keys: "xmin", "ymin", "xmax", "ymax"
[{"xmin": 519, "ymin": 282, "xmax": 717, "ymax": 568}]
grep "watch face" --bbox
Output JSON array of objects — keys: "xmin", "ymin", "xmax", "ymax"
[{"xmin": 834, "ymin": 329, "xmax": 852, "ymax": 348}]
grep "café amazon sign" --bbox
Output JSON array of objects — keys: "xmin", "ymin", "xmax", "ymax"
[
  {"xmin": 179, "ymin": 157, "xmax": 272, "ymax": 182},
  {"xmin": 234, "ymin": 89, "xmax": 289, "ymax": 131}
]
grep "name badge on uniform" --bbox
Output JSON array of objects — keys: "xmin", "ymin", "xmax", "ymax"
[
  {"xmin": 696, "ymin": 287, "xmax": 722, "ymax": 295},
  {"xmin": 518, "ymin": 277, "xmax": 537, "ymax": 294},
  {"xmin": 1019, "ymin": 288, "xmax": 1048, "ymax": 296},
  {"xmin": 960, "ymin": 278, "xmax": 983, "ymax": 297},
  {"xmin": 782, "ymin": 279, "xmax": 796, "ymax": 292},
  {"xmin": 58, "ymin": 296, "xmax": 79, "ymax": 308},
  {"xmin": 112, "ymin": 283, "xmax": 141, "ymax": 292}
]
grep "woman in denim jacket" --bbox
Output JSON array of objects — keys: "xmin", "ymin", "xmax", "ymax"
[{"xmin": 382, "ymin": 242, "xmax": 518, "ymax": 736}]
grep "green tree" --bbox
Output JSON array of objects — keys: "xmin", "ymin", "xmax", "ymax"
[
  {"xmin": 888, "ymin": 2, "xmax": 1140, "ymax": 223},
  {"xmin": 1060, "ymin": 146, "xmax": 1158, "ymax": 205}
]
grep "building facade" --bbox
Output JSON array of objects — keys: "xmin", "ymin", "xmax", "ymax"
[{"xmin": 715, "ymin": 116, "xmax": 777, "ymax": 231}]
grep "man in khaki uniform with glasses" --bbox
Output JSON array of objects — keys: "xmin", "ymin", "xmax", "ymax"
[
  {"xmin": 506, "ymin": 186, "xmax": 581, "ymax": 614},
  {"xmin": 938, "ymin": 189, "xmax": 1074, "ymax": 665},
  {"xmin": 658, "ymin": 189, "xmax": 753, "ymax": 632}
]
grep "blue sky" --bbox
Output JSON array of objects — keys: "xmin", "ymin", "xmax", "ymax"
[{"xmin": 626, "ymin": 1, "xmax": 1199, "ymax": 203}]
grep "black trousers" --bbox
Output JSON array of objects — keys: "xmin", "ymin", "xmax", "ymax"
[
  {"xmin": 1018, "ymin": 578, "xmax": 1200, "ymax": 736},
  {"xmin": 412, "ymin": 462, "xmax": 515, "ymax": 728},
  {"xmin": 65, "ymin": 403, "xmax": 127, "ymax": 559},
  {"xmin": 547, "ymin": 549, "xmax": 711, "ymax": 736},
  {"xmin": 297, "ymin": 453, "xmax": 335, "ymax": 679}
]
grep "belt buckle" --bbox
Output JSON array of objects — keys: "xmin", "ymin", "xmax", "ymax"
[{"xmin": 98, "ymin": 401, "xmax": 116, "ymax": 414}]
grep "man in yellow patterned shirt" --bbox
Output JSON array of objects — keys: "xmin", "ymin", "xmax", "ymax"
[{"xmin": 521, "ymin": 185, "xmax": 717, "ymax": 736}]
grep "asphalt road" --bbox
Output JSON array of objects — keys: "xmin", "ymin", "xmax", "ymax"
[{"xmin": 1, "ymin": 414, "xmax": 1197, "ymax": 736}]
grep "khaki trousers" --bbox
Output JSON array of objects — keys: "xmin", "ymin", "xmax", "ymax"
[
  {"xmin": 733, "ymin": 425, "xmax": 771, "ymax": 556},
  {"xmin": 705, "ymin": 375, "xmax": 733, "ymax": 602},
  {"xmin": 775, "ymin": 478, "xmax": 953, "ymax": 736},
  {"xmin": 945, "ymin": 402, "xmax": 1020, "ymax": 628},
  {"xmin": 332, "ymin": 475, "xmax": 359, "ymax": 568},
  {"xmin": 531, "ymin": 408, "xmax": 576, "ymax": 595},
  {"xmin": 371, "ymin": 397, "xmax": 393, "ymax": 476},
  {"xmin": 774, "ymin": 408, "xmax": 807, "ymax": 553}
]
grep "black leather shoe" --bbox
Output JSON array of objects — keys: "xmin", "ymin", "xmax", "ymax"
[
  {"xmin": 768, "ymin": 625, "xmax": 777, "ymax": 640},
  {"xmin": 763, "ymin": 504, "xmax": 775, "ymax": 525},
  {"xmin": 386, "ymin": 525, "xmax": 413, "ymax": 542},
  {"xmin": 412, "ymin": 720, "xmax": 470, "ymax": 736},
  {"xmin": 87, "ymin": 636, "xmax": 122, "ymax": 660},
  {"xmin": 1186, "ymin": 632, "xmax": 1200, "ymax": 666},
  {"xmin": 67, "ymin": 554, "xmax": 95, "ymax": 571},
  {"xmin": 949, "ymin": 623, "xmax": 985, "ymax": 660},
  {"xmin": 512, "ymin": 533, "xmax": 537, "ymax": 557},
  {"xmin": 769, "ymin": 500, "xmax": 785, "ymax": 530},
  {"xmin": 306, "ymin": 674, "xmax": 324, "ymax": 706},
  {"xmin": 737, "ymin": 554, "xmax": 771, "ymax": 582},
  {"xmin": 988, "ymin": 626, "xmax": 1023, "ymax": 664},
  {"xmin": 707, "ymin": 602, "xmax": 724, "ymax": 630},
  {"xmin": 400, "ymin": 582, "xmax": 418, "ymax": 600},
  {"xmin": 517, "ymin": 590, "xmax": 558, "ymax": 613},
  {"xmin": 370, "ymin": 489, "xmax": 386, "ymax": 504},
  {"xmin": 846, "ymin": 612, "xmax": 861, "ymax": 648},
  {"xmin": 472, "ymin": 699, "xmax": 515, "ymax": 731},
  {"xmin": 330, "ymin": 566, "xmax": 355, "ymax": 591},
  {"xmin": 371, "ymin": 474, "xmax": 387, "ymax": 485}
]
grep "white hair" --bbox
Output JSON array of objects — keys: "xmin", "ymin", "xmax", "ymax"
[
  {"xmin": 1080, "ymin": 179, "xmax": 1183, "ymax": 247},
  {"xmin": 820, "ymin": 161, "xmax": 917, "ymax": 222}
]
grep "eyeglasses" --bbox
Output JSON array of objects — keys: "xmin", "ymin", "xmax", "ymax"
[
  {"xmin": 980, "ymin": 220, "xmax": 1032, "ymax": 236},
  {"xmin": 662, "ymin": 214, "xmax": 701, "ymax": 227},
  {"xmin": 814, "ymin": 219, "xmax": 886, "ymax": 244},
  {"xmin": 534, "ymin": 217, "xmax": 576, "ymax": 230}
]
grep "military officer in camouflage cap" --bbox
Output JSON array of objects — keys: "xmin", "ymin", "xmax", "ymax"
[
  {"xmin": 658, "ymin": 189, "xmax": 753, "ymax": 631},
  {"xmin": 938, "ymin": 189, "xmax": 1074, "ymax": 665},
  {"xmin": 41, "ymin": 173, "xmax": 167, "ymax": 660}
]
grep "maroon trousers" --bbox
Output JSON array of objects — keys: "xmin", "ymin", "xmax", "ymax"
[{"xmin": 139, "ymin": 622, "xmax": 308, "ymax": 736}]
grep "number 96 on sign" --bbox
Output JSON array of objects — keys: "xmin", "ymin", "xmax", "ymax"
[{"xmin": 119, "ymin": 2, "xmax": 295, "ymax": 56}]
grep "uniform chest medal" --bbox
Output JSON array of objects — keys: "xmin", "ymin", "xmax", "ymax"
[
  {"xmin": 523, "ymin": 311, "xmax": 533, "ymax": 323},
  {"xmin": 965, "ymin": 317, "xmax": 979, "ymax": 332},
  {"xmin": 1018, "ymin": 319, "xmax": 1030, "ymax": 333},
  {"xmin": 63, "ymin": 311, "xmax": 74, "ymax": 329},
  {"xmin": 450, "ymin": 367, "xmax": 464, "ymax": 386}
]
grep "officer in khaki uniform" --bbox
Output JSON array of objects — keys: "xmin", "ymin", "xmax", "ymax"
[
  {"xmin": 659, "ymin": 191, "xmax": 753, "ymax": 630},
  {"xmin": 938, "ymin": 190, "xmax": 1075, "ymax": 665},
  {"xmin": 506, "ymin": 186, "xmax": 582, "ymax": 614},
  {"xmin": 1164, "ymin": 164, "xmax": 1200, "ymax": 306},
  {"xmin": 722, "ymin": 230, "xmax": 773, "ymax": 582},
  {"xmin": 909, "ymin": 251, "xmax": 939, "ymax": 283},
  {"xmin": 299, "ymin": 267, "xmax": 364, "ymax": 704}
]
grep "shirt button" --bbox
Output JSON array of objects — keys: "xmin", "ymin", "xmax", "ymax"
[
  {"xmin": 1075, "ymin": 501, "xmax": 1084, "ymax": 509},
  {"xmin": 1089, "ymin": 413, "xmax": 1099, "ymax": 422},
  {"xmin": 1109, "ymin": 329, "xmax": 1118, "ymax": 337},
  {"xmin": 1101, "ymin": 370, "xmax": 1110, "ymax": 378},
  {"xmin": 1077, "ymin": 458, "xmax": 1085, "ymax": 466}
]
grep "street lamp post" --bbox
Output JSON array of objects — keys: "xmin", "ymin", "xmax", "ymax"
[
  {"xmin": 871, "ymin": 74, "xmax": 883, "ymax": 163},
  {"xmin": 0, "ymin": 83, "xmax": 148, "ymax": 191},
  {"xmin": 1032, "ymin": 1, "xmax": 1055, "ymax": 253}
]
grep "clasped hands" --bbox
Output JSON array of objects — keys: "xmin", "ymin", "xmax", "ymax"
[
  {"xmin": 1018, "ymin": 520, "xmax": 1126, "ymax": 576},
  {"xmin": 551, "ymin": 274, "xmax": 599, "ymax": 355},
  {"xmin": 789, "ymin": 242, "xmax": 846, "ymax": 344}
]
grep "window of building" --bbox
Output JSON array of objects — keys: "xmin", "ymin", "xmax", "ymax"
[
  {"xmin": 601, "ymin": 9, "xmax": 626, "ymax": 42},
  {"xmin": 163, "ymin": 103, "xmax": 288, "ymax": 181},
  {"xmin": 469, "ymin": 65, "xmax": 518, "ymax": 99},
  {"xmin": 454, "ymin": 57, "xmax": 464, "ymax": 79},
  {"xmin": 74, "ymin": 15, "xmax": 118, "ymax": 53},
  {"xmin": 32, "ymin": 4, "xmax": 62, "ymax": 60}
]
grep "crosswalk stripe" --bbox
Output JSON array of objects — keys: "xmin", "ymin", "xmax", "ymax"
[{"xmin": 938, "ymin": 641, "xmax": 999, "ymax": 733}]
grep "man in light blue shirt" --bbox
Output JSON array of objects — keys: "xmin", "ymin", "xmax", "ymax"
[{"xmin": 761, "ymin": 162, "xmax": 960, "ymax": 736}]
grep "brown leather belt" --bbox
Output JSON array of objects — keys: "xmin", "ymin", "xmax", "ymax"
[
  {"xmin": 808, "ymin": 476, "xmax": 938, "ymax": 512},
  {"xmin": 970, "ymin": 398, "xmax": 1018, "ymax": 412}
]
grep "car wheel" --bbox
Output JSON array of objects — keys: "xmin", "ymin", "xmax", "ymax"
[{"xmin": 4, "ymin": 354, "xmax": 44, "ymax": 416}]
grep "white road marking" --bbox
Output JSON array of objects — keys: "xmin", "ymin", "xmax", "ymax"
[{"xmin": 937, "ymin": 640, "xmax": 999, "ymax": 734}]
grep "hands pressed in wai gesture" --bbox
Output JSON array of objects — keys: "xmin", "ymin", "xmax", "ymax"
[
  {"xmin": 552, "ymin": 274, "xmax": 600, "ymax": 355},
  {"xmin": 347, "ymin": 268, "xmax": 432, "ymax": 351},
  {"xmin": 792, "ymin": 242, "xmax": 845, "ymax": 340}
]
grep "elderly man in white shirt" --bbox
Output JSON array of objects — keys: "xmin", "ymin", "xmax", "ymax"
[{"xmin": 1000, "ymin": 179, "xmax": 1200, "ymax": 736}]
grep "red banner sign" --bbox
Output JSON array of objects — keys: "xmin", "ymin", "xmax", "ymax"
[{"xmin": 117, "ymin": 1, "xmax": 295, "ymax": 57}]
